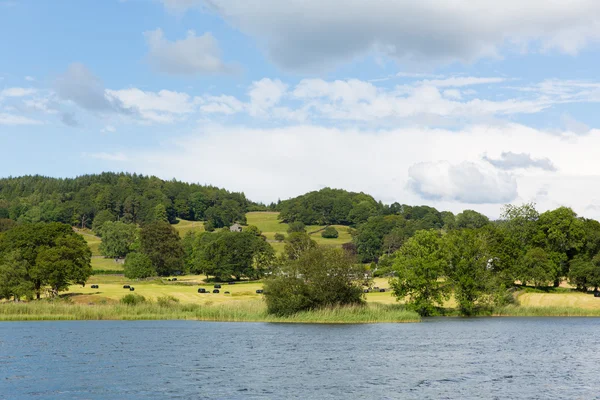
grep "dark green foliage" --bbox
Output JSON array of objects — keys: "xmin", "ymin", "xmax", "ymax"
[
  {"xmin": 139, "ymin": 221, "xmax": 184, "ymax": 276},
  {"xmin": 244, "ymin": 225, "xmax": 261, "ymax": 236},
  {"xmin": 444, "ymin": 229, "xmax": 494, "ymax": 316},
  {"xmin": 455, "ymin": 210, "xmax": 490, "ymax": 229},
  {"xmin": 0, "ymin": 173, "xmax": 253, "ymax": 227},
  {"xmin": 520, "ymin": 247, "xmax": 557, "ymax": 288},
  {"xmin": 35, "ymin": 235, "xmax": 93, "ymax": 296},
  {"xmin": 264, "ymin": 247, "xmax": 365, "ymax": 316},
  {"xmin": 0, "ymin": 218, "xmax": 17, "ymax": 233},
  {"xmin": 568, "ymin": 255, "xmax": 600, "ymax": 291},
  {"xmin": 120, "ymin": 293, "xmax": 146, "ymax": 305},
  {"xmin": 284, "ymin": 232, "xmax": 317, "ymax": 260},
  {"xmin": 287, "ymin": 221, "xmax": 306, "ymax": 233},
  {"xmin": 194, "ymin": 231, "xmax": 275, "ymax": 281},
  {"xmin": 124, "ymin": 252, "xmax": 156, "ymax": 279},
  {"xmin": 278, "ymin": 188, "xmax": 379, "ymax": 225},
  {"xmin": 391, "ymin": 230, "xmax": 448, "ymax": 316},
  {"xmin": 92, "ymin": 210, "xmax": 116, "ymax": 236},
  {"xmin": 274, "ymin": 233, "xmax": 285, "ymax": 242},
  {"xmin": 98, "ymin": 221, "xmax": 137, "ymax": 258},
  {"xmin": 0, "ymin": 222, "xmax": 91, "ymax": 298},
  {"xmin": 0, "ymin": 251, "xmax": 34, "ymax": 300},
  {"xmin": 321, "ymin": 226, "xmax": 339, "ymax": 238}
]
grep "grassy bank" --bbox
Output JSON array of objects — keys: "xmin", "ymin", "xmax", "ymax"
[
  {"xmin": 494, "ymin": 305, "xmax": 600, "ymax": 317},
  {"xmin": 0, "ymin": 300, "xmax": 420, "ymax": 323}
]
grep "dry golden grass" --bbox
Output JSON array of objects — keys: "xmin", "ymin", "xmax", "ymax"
[{"xmin": 518, "ymin": 292, "xmax": 600, "ymax": 310}]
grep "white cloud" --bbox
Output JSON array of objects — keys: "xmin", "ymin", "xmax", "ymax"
[
  {"xmin": 420, "ymin": 77, "xmax": 506, "ymax": 87},
  {"xmin": 25, "ymin": 76, "xmax": 35, "ymax": 82},
  {"xmin": 144, "ymin": 28, "xmax": 234, "ymax": 75},
  {"xmin": 182, "ymin": 0, "xmax": 600, "ymax": 71},
  {"xmin": 101, "ymin": 125, "xmax": 116, "ymax": 133},
  {"xmin": 483, "ymin": 152, "xmax": 557, "ymax": 171},
  {"xmin": 0, "ymin": 87, "xmax": 36, "ymax": 98},
  {"xmin": 408, "ymin": 161, "xmax": 517, "ymax": 204},
  {"xmin": 0, "ymin": 113, "xmax": 43, "ymax": 125},
  {"xmin": 107, "ymin": 88, "xmax": 198, "ymax": 123},
  {"xmin": 86, "ymin": 122, "xmax": 600, "ymax": 219},
  {"xmin": 248, "ymin": 78, "xmax": 288, "ymax": 116}
]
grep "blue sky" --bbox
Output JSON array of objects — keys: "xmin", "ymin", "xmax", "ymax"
[{"xmin": 3, "ymin": 0, "xmax": 600, "ymax": 217}]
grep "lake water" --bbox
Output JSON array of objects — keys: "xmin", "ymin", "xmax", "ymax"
[{"xmin": 2, "ymin": 318, "xmax": 600, "ymax": 399}]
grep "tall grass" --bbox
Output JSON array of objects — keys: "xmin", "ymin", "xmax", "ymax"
[
  {"xmin": 494, "ymin": 305, "xmax": 600, "ymax": 317},
  {"xmin": 0, "ymin": 300, "xmax": 420, "ymax": 323}
]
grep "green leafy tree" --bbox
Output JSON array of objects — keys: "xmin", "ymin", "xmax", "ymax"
[
  {"xmin": 443, "ymin": 229, "xmax": 494, "ymax": 316},
  {"xmin": 244, "ymin": 225, "xmax": 262, "ymax": 236},
  {"xmin": 124, "ymin": 252, "xmax": 156, "ymax": 279},
  {"xmin": 568, "ymin": 254, "xmax": 600, "ymax": 292},
  {"xmin": 535, "ymin": 207, "xmax": 585, "ymax": 286},
  {"xmin": 0, "ymin": 222, "xmax": 79, "ymax": 298},
  {"xmin": 274, "ymin": 233, "xmax": 285, "ymax": 242},
  {"xmin": 153, "ymin": 204, "xmax": 169, "ymax": 223},
  {"xmin": 98, "ymin": 221, "xmax": 138, "ymax": 258},
  {"xmin": 287, "ymin": 221, "xmax": 306, "ymax": 233},
  {"xmin": 0, "ymin": 218, "xmax": 17, "ymax": 233},
  {"xmin": 455, "ymin": 210, "xmax": 490, "ymax": 229},
  {"xmin": 92, "ymin": 210, "xmax": 116, "ymax": 236},
  {"xmin": 264, "ymin": 247, "xmax": 365, "ymax": 316},
  {"xmin": 139, "ymin": 221, "xmax": 184, "ymax": 276},
  {"xmin": 391, "ymin": 230, "xmax": 448, "ymax": 316},
  {"xmin": 35, "ymin": 235, "xmax": 92, "ymax": 296},
  {"xmin": 284, "ymin": 232, "xmax": 317, "ymax": 260},
  {"xmin": 0, "ymin": 251, "xmax": 34, "ymax": 301},
  {"xmin": 520, "ymin": 247, "xmax": 557, "ymax": 288},
  {"xmin": 199, "ymin": 231, "xmax": 274, "ymax": 281},
  {"xmin": 321, "ymin": 226, "xmax": 339, "ymax": 239}
]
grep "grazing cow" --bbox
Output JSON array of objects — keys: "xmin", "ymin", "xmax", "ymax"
[
  {"xmin": 172, "ymin": 278, "xmax": 177, "ymax": 281},
  {"xmin": 595, "ymin": 291, "xmax": 600, "ymax": 298},
  {"xmin": 123, "ymin": 285, "xmax": 130, "ymax": 289},
  {"xmin": 129, "ymin": 287, "xmax": 135, "ymax": 291},
  {"xmin": 213, "ymin": 289, "xmax": 220, "ymax": 294},
  {"xmin": 363, "ymin": 289, "xmax": 369, "ymax": 293},
  {"xmin": 379, "ymin": 288, "xmax": 385, "ymax": 293},
  {"xmin": 224, "ymin": 291, "xmax": 230, "ymax": 294},
  {"xmin": 198, "ymin": 288, "xmax": 206, "ymax": 293},
  {"xmin": 214, "ymin": 284, "xmax": 222, "ymax": 289},
  {"xmin": 256, "ymin": 290, "xmax": 263, "ymax": 294}
]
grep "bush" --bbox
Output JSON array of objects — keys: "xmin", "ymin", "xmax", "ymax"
[
  {"xmin": 124, "ymin": 252, "xmax": 156, "ymax": 279},
  {"xmin": 287, "ymin": 221, "xmax": 306, "ymax": 233},
  {"xmin": 274, "ymin": 233, "xmax": 285, "ymax": 242},
  {"xmin": 264, "ymin": 247, "xmax": 365, "ymax": 316},
  {"xmin": 120, "ymin": 294, "xmax": 146, "ymax": 305},
  {"xmin": 156, "ymin": 295, "xmax": 180, "ymax": 307},
  {"xmin": 321, "ymin": 226, "xmax": 339, "ymax": 239}
]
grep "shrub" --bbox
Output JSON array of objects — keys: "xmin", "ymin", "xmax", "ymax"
[
  {"xmin": 264, "ymin": 247, "xmax": 365, "ymax": 316},
  {"xmin": 321, "ymin": 226, "xmax": 339, "ymax": 239},
  {"xmin": 156, "ymin": 295, "xmax": 180, "ymax": 307},
  {"xmin": 274, "ymin": 233, "xmax": 285, "ymax": 242},
  {"xmin": 287, "ymin": 221, "xmax": 306, "ymax": 233},
  {"xmin": 120, "ymin": 294, "xmax": 146, "ymax": 305}
]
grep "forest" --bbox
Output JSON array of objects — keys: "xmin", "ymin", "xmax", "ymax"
[{"xmin": 1, "ymin": 173, "xmax": 600, "ymax": 317}]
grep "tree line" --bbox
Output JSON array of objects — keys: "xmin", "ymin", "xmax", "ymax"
[{"xmin": 0, "ymin": 173, "xmax": 256, "ymax": 231}]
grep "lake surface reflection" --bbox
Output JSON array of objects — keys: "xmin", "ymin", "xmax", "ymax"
[{"xmin": 2, "ymin": 318, "xmax": 600, "ymax": 399}]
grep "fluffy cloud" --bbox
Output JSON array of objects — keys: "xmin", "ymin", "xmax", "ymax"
[
  {"xmin": 483, "ymin": 152, "xmax": 557, "ymax": 171},
  {"xmin": 0, "ymin": 87, "xmax": 36, "ymax": 98},
  {"xmin": 0, "ymin": 113, "xmax": 43, "ymax": 125},
  {"xmin": 408, "ymin": 161, "xmax": 518, "ymax": 204},
  {"xmin": 60, "ymin": 112, "xmax": 79, "ymax": 127},
  {"xmin": 106, "ymin": 88, "xmax": 199, "ymax": 123},
  {"xmin": 86, "ymin": 122, "xmax": 600, "ymax": 218},
  {"xmin": 171, "ymin": 0, "xmax": 600, "ymax": 71},
  {"xmin": 144, "ymin": 29, "xmax": 234, "ymax": 75},
  {"xmin": 55, "ymin": 63, "xmax": 132, "ymax": 114}
]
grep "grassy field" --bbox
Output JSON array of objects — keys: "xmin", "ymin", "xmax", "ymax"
[
  {"xmin": 91, "ymin": 257, "xmax": 124, "ymax": 272},
  {"xmin": 172, "ymin": 218, "xmax": 205, "ymax": 237},
  {"xmin": 77, "ymin": 229, "xmax": 102, "ymax": 256},
  {"xmin": 246, "ymin": 212, "xmax": 354, "ymax": 248}
]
